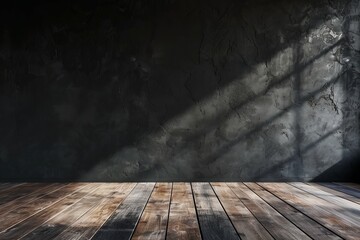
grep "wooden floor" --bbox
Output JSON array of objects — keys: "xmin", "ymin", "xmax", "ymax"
[{"xmin": 0, "ymin": 183, "xmax": 359, "ymax": 240}]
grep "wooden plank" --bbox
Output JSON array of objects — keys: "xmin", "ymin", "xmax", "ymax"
[
  {"xmin": 290, "ymin": 182, "xmax": 360, "ymax": 223},
  {"xmin": 22, "ymin": 183, "xmax": 124, "ymax": 240},
  {"xmin": 167, "ymin": 182, "xmax": 201, "ymax": 240},
  {"xmin": 192, "ymin": 182, "xmax": 240, "ymax": 240},
  {"xmin": 227, "ymin": 183, "xmax": 311, "ymax": 240},
  {"xmin": 259, "ymin": 183, "xmax": 360, "ymax": 240},
  {"xmin": 0, "ymin": 183, "xmax": 50, "ymax": 205},
  {"xmin": 335, "ymin": 182, "xmax": 360, "ymax": 191},
  {"xmin": 0, "ymin": 183, "xmax": 66, "ymax": 216},
  {"xmin": 211, "ymin": 183, "xmax": 273, "ymax": 240},
  {"xmin": 0, "ymin": 183, "xmax": 97, "ymax": 239},
  {"xmin": 0, "ymin": 183, "xmax": 23, "ymax": 192},
  {"xmin": 132, "ymin": 183, "xmax": 172, "ymax": 240},
  {"xmin": 244, "ymin": 183, "xmax": 341, "ymax": 240},
  {"xmin": 0, "ymin": 183, "xmax": 86, "ymax": 232},
  {"xmin": 91, "ymin": 182, "xmax": 155, "ymax": 240},
  {"xmin": 323, "ymin": 183, "xmax": 360, "ymax": 198},
  {"xmin": 53, "ymin": 183, "xmax": 136, "ymax": 240},
  {"xmin": 310, "ymin": 183, "xmax": 360, "ymax": 205}
]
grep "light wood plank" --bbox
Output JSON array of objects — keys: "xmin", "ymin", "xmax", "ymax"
[
  {"xmin": 132, "ymin": 183, "xmax": 172, "ymax": 240},
  {"xmin": 211, "ymin": 182, "xmax": 273, "ymax": 240},
  {"xmin": 244, "ymin": 183, "xmax": 341, "ymax": 240},
  {"xmin": 192, "ymin": 182, "xmax": 240, "ymax": 240},
  {"xmin": 310, "ymin": 183, "xmax": 360, "ymax": 205},
  {"xmin": 227, "ymin": 183, "xmax": 311, "ymax": 240},
  {"xmin": 290, "ymin": 182, "xmax": 360, "ymax": 223},
  {"xmin": 22, "ymin": 183, "xmax": 123, "ymax": 240},
  {"xmin": 167, "ymin": 182, "xmax": 201, "ymax": 240},
  {"xmin": 0, "ymin": 183, "xmax": 97, "ymax": 239},
  {"xmin": 91, "ymin": 182, "xmax": 155, "ymax": 240},
  {"xmin": 259, "ymin": 183, "xmax": 360, "ymax": 240},
  {"xmin": 0, "ymin": 183, "xmax": 66, "ymax": 216},
  {"xmin": 53, "ymin": 183, "xmax": 137, "ymax": 240}
]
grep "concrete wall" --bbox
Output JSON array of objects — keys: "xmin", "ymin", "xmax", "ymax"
[{"xmin": 0, "ymin": 0, "xmax": 359, "ymax": 181}]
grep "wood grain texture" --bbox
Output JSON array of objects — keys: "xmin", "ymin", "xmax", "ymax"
[
  {"xmin": 0, "ymin": 183, "xmax": 87, "ymax": 233},
  {"xmin": 335, "ymin": 182, "xmax": 360, "ymax": 191},
  {"xmin": 244, "ymin": 182, "xmax": 341, "ymax": 240},
  {"xmin": 0, "ymin": 183, "xmax": 65, "ymax": 216},
  {"xmin": 310, "ymin": 183, "xmax": 360, "ymax": 205},
  {"xmin": 91, "ymin": 182, "xmax": 155, "ymax": 240},
  {"xmin": 211, "ymin": 182, "xmax": 273, "ymax": 240},
  {"xmin": 0, "ymin": 183, "xmax": 49, "ymax": 205},
  {"xmin": 259, "ymin": 183, "xmax": 360, "ymax": 240},
  {"xmin": 53, "ymin": 183, "xmax": 137, "ymax": 240},
  {"xmin": 323, "ymin": 183, "xmax": 360, "ymax": 199},
  {"xmin": 21, "ymin": 184, "xmax": 124, "ymax": 240},
  {"xmin": 0, "ymin": 182, "xmax": 359, "ymax": 240},
  {"xmin": 192, "ymin": 182, "xmax": 240, "ymax": 240},
  {"xmin": 0, "ymin": 183, "xmax": 23, "ymax": 193},
  {"xmin": 0, "ymin": 183, "xmax": 95, "ymax": 240},
  {"xmin": 132, "ymin": 183, "xmax": 172, "ymax": 240},
  {"xmin": 167, "ymin": 182, "xmax": 201, "ymax": 240},
  {"xmin": 228, "ymin": 182, "xmax": 311, "ymax": 240},
  {"xmin": 290, "ymin": 182, "xmax": 360, "ymax": 223}
]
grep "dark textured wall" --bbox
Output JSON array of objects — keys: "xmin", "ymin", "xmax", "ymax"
[{"xmin": 0, "ymin": 0, "xmax": 359, "ymax": 181}]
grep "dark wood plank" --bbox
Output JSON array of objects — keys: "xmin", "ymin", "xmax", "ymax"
[
  {"xmin": 53, "ymin": 183, "xmax": 136, "ymax": 240},
  {"xmin": 323, "ymin": 183, "xmax": 360, "ymax": 199},
  {"xmin": 0, "ymin": 183, "xmax": 23, "ymax": 192},
  {"xmin": 192, "ymin": 182, "xmax": 240, "ymax": 240},
  {"xmin": 290, "ymin": 182, "xmax": 360, "ymax": 223},
  {"xmin": 227, "ymin": 183, "xmax": 311, "ymax": 240},
  {"xmin": 0, "ymin": 183, "xmax": 65, "ymax": 216},
  {"xmin": 259, "ymin": 183, "xmax": 360, "ymax": 240},
  {"xmin": 132, "ymin": 183, "xmax": 172, "ymax": 240},
  {"xmin": 310, "ymin": 183, "xmax": 360, "ymax": 205},
  {"xmin": 167, "ymin": 182, "xmax": 201, "ymax": 240},
  {"xmin": 0, "ymin": 183, "xmax": 97, "ymax": 239},
  {"xmin": 22, "ymin": 183, "xmax": 124, "ymax": 240},
  {"xmin": 244, "ymin": 183, "xmax": 341, "ymax": 240},
  {"xmin": 0, "ymin": 183, "xmax": 50, "ymax": 205},
  {"xmin": 335, "ymin": 182, "xmax": 360, "ymax": 191},
  {"xmin": 91, "ymin": 182, "xmax": 155, "ymax": 240},
  {"xmin": 211, "ymin": 183, "xmax": 273, "ymax": 240}
]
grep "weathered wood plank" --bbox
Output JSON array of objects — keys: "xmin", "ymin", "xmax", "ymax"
[
  {"xmin": 192, "ymin": 182, "xmax": 240, "ymax": 240},
  {"xmin": 0, "ymin": 183, "xmax": 50, "ymax": 205},
  {"xmin": 22, "ymin": 183, "xmax": 123, "ymax": 240},
  {"xmin": 0, "ymin": 183, "xmax": 65, "ymax": 216},
  {"xmin": 132, "ymin": 183, "xmax": 172, "ymax": 240},
  {"xmin": 290, "ymin": 182, "xmax": 360, "ymax": 223},
  {"xmin": 211, "ymin": 182, "xmax": 273, "ymax": 240},
  {"xmin": 167, "ymin": 182, "xmax": 201, "ymax": 240},
  {"xmin": 0, "ymin": 183, "xmax": 86, "ymax": 233},
  {"xmin": 244, "ymin": 183, "xmax": 341, "ymax": 240},
  {"xmin": 323, "ymin": 183, "xmax": 360, "ymax": 199},
  {"xmin": 227, "ymin": 183, "xmax": 310, "ymax": 240},
  {"xmin": 91, "ymin": 182, "xmax": 155, "ymax": 240},
  {"xmin": 53, "ymin": 183, "xmax": 136, "ymax": 240},
  {"xmin": 0, "ymin": 183, "xmax": 23, "ymax": 192},
  {"xmin": 259, "ymin": 183, "xmax": 360, "ymax": 240},
  {"xmin": 0, "ymin": 183, "xmax": 96, "ymax": 239},
  {"xmin": 310, "ymin": 183, "xmax": 360, "ymax": 205},
  {"xmin": 335, "ymin": 182, "xmax": 360, "ymax": 191}
]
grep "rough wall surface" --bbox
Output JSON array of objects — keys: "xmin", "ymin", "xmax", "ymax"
[{"xmin": 0, "ymin": 0, "xmax": 359, "ymax": 181}]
